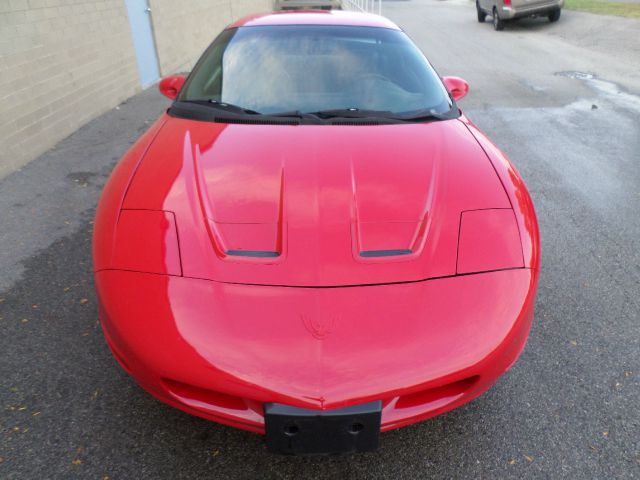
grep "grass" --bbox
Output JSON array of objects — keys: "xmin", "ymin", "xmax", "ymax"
[{"xmin": 564, "ymin": 0, "xmax": 640, "ymax": 18}]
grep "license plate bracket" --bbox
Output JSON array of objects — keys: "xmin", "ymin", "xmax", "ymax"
[{"xmin": 264, "ymin": 400, "xmax": 382, "ymax": 455}]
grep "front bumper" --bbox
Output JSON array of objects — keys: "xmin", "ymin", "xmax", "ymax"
[
  {"xmin": 501, "ymin": 0, "xmax": 563, "ymax": 19},
  {"xmin": 96, "ymin": 268, "xmax": 537, "ymax": 436}
]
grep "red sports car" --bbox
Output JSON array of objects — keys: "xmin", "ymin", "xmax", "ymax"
[{"xmin": 93, "ymin": 10, "xmax": 540, "ymax": 455}]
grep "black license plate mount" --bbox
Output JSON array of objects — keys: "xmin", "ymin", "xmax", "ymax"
[{"xmin": 264, "ymin": 400, "xmax": 382, "ymax": 455}]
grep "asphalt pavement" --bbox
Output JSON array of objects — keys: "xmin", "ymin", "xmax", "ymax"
[{"xmin": 1, "ymin": 1, "xmax": 639, "ymax": 478}]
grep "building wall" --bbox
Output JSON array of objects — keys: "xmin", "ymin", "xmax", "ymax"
[
  {"xmin": 0, "ymin": 0, "xmax": 274, "ymax": 178},
  {"xmin": 0, "ymin": 0, "xmax": 140, "ymax": 177}
]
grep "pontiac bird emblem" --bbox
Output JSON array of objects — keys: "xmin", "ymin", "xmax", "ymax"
[{"xmin": 302, "ymin": 314, "xmax": 338, "ymax": 339}]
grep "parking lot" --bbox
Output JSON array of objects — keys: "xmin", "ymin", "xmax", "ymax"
[{"xmin": 1, "ymin": 0, "xmax": 639, "ymax": 478}]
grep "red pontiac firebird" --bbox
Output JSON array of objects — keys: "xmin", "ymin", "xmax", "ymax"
[{"xmin": 93, "ymin": 10, "xmax": 540, "ymax": 455}]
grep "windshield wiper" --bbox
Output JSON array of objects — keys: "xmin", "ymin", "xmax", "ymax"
[
  {"xmin": 397, "ymin": 109, "xmax": 452, "ymax": 122},
  {"xmin": 177, "ymin": 103, "xmax": 455, "ymax": 123},
  {"xmin": 180, "ymin": 102, "xmax": 320, "ymax": 120},
  {"xmin": 181, "ymin": 100, "xmax": 262, "ymax": 115},
  {"xmin": 307, "ymin": 108, "xmax": 395, "ymax": 119},
  {"xmin": 305, "ymin": 108, "xmax": 453, "ymax": 122},
  {"xmin": 263, "ymin": 110, "xmax": 319, "ymax": 120}
]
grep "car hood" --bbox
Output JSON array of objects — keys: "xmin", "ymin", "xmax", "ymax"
[{"xmin": 123, "ymin": 115, "xmax": 510, "ymax": 286}]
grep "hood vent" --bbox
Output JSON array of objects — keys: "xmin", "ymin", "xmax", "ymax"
[
  {"xmin": 226, "ymin": 250, "xmax": 280, "ymax": 258},
  {"xmin": 330, "ymin": 120, "xmax": 382, "ymax": 126},
  {"xmin": 360, "ymin": 249, "xmax": 413, "ymax": 258}
]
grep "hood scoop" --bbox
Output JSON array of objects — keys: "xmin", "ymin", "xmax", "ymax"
[
  {"xmin": 226, "ymin": 249, "xmax": 280, "ymax": 258},
  {"xmin": 349, "ymin": 147, "xmax": 435, "ymax": 261},
  {"xmin": 211, "ymin": 219, "xmax": 285, "ymax": 261},
  {"xmin": 193, "ymin": 132, "xmax": 286, "ymax": 262}
]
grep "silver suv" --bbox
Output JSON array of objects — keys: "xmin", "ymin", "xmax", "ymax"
[
  {"xmin": 275, "ymin": 0, "xmax": 342, "ymax": 10},
  {"xmin": 476, "ymin": 0, "xmax": 564, "ymax": 30}
]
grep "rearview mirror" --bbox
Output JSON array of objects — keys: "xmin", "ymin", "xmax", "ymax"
[
  {"xmin": 442, "ymin": 76, "xmax": 469, "ymax": 102},
  {"xmin": 159, "ymin": 75, "xmax": 186, "ymax": 100}
]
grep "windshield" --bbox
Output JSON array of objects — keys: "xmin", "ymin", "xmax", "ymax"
[{"xmin": 178, "ymin": 25, "xmax": 453, "ymax": 117}]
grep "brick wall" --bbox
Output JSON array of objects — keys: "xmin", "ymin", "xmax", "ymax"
[
  {"xmin": 0, "ymin": 0, "xmax": 140, "ymax": 177},
  {"xmin": 0, "ymin": 0, "xmax": 274, "ymax": 178},
  {"xmin": 149, "ymin": 0, "xmax": 273, "ymax": 75}
]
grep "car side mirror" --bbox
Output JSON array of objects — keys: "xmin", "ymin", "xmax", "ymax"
[
  {"xmin": 442, "ymin": 76, "xmax": 469, "ymax": 102},
  {"xmin": 159, "ymin": 75, "xmax": 186, "ymax": 100}
]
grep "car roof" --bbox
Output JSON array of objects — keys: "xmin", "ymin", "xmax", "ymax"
[{"xmin": 229, "ymin": 10, "xmax": 401, "ymax": 30}]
